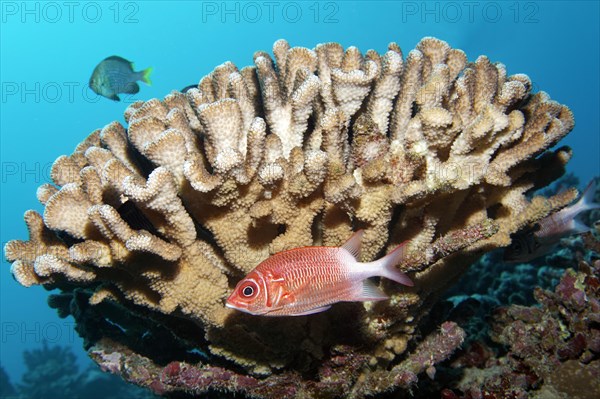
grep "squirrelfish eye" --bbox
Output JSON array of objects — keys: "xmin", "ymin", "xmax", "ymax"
[{"xmin": 240, "ymin": 282, "xmax": 258, "ymax": 298}]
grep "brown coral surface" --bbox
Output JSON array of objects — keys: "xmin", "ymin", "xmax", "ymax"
[{"xmin": 5, "ymin": 38, "xmax": 577, "ymax": 397}]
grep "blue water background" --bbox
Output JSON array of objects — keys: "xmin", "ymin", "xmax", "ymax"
[{"xmin": 1, "ymin": 0, "xmax": 599, "ymax": 385}]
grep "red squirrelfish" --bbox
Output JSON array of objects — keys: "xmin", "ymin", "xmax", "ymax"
[
  {"xmin": 225, "ymin": 230, "xmax": 414, "ymax": 316},
  {"xmin": 504, "ymin": 179, "xmax": 600, "ymax": 262}
]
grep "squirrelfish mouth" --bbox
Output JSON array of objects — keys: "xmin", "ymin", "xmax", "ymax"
[
  {"xmin": 228, "ymin": 306, "xmax": 254, "ymax": 315},
  {"xmin": 226, "ymin": 302, "xmax": 251, "ymax": 312},
  {"xmin": 225, "ymin": 302, "xmax": 246, "ymax": 310},
  {"xmin": 225, "ymin": 302, "xmax": 272, "ymax": 316}
]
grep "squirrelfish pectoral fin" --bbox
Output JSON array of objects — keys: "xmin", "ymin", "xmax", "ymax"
[
  {"xmin": 289, "ymin": 305, "xmax": 332, "ymax": 316},
  {"xmin": 341, "ymin": 230, "xmax": 364, "ymax": 259},
  {"xmin": 354, "ymin": 279, "xmax": 388, "ymax": 301}
]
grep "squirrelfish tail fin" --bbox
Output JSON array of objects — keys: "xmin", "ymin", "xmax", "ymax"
[
  {"xmin": 370, "ymin": 242, "xmax": 413, "ymax": 287},
  {"xmin": 581, "ymin": 178, "xmax": 600, "ymax": 211},
  {"xmin": 570, "ymin": 178, "xmax": 600, "ymax": 217}
]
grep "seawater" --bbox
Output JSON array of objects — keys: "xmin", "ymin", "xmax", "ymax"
[{"xmin": 1, "ymin": 0, "xmax": 598, "ymax": 391}]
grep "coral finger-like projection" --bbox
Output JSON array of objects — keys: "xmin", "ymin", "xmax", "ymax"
[{"xmin": 5, "ymin": 38, "xmax": 577, "ymax": 398}]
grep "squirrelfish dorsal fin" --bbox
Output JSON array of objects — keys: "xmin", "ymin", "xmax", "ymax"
[{"xmin": 341, "ymin": 230, "xmax": 364, "ymax": 259}]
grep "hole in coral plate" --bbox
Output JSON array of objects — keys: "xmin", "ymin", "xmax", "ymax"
[
  {"xmin": 303, "ymin": 113, "xmax": 317, "ymax": 147},
  {"xmin": 311, "ymin": 211, "xmax": 323, "ymax": 245},
  {"xmin": 486, "ymin": 203, "xmax": 502, "ymax": 219},
  {"xmin": 411, "ymin": 101, "xmax": 419, "ymax": 117},
  {"xmin": 125, "ymin": 133, "xmax": 155, "ymax": 179},
  {"xmin": 117, "ymin": 200, "xmax": 166, "ymax": 241},
  {"xmin": 247, "ymin": 219, "xmax": 280, "ymax": 250},
  {"xmin": 55, "ymin": 230, "xmax": 85, "ymax": 247},
  {"xmin": 277, "ymin": 223, "xmax": 286, "ymax": 235}
]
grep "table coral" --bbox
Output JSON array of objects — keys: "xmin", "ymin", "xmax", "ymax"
[{"xmin": 5, "ymin": 38, "xmax": 578, "ymax": 397}]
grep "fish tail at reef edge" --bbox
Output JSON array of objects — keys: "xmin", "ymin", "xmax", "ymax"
[
  {"xmin": 574, "ymin": 179, "xmax": 600, "ymax": 215},
  {"xmin": 367, "ymin": 243, "xmax": 414, "ymax": 287}
]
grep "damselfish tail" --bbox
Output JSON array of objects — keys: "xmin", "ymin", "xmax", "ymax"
[
  {"xmin": 370, "ymin": 242, "xmax": 414, "ymax": 287},
  {"xmin": 140, "ymin": 67, "xmax": 153, "ymax": 85}
]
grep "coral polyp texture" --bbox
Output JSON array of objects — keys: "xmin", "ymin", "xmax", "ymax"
[{"xmin": 5, "ymin": 38, "xmax": 577, "ymax": 397}]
